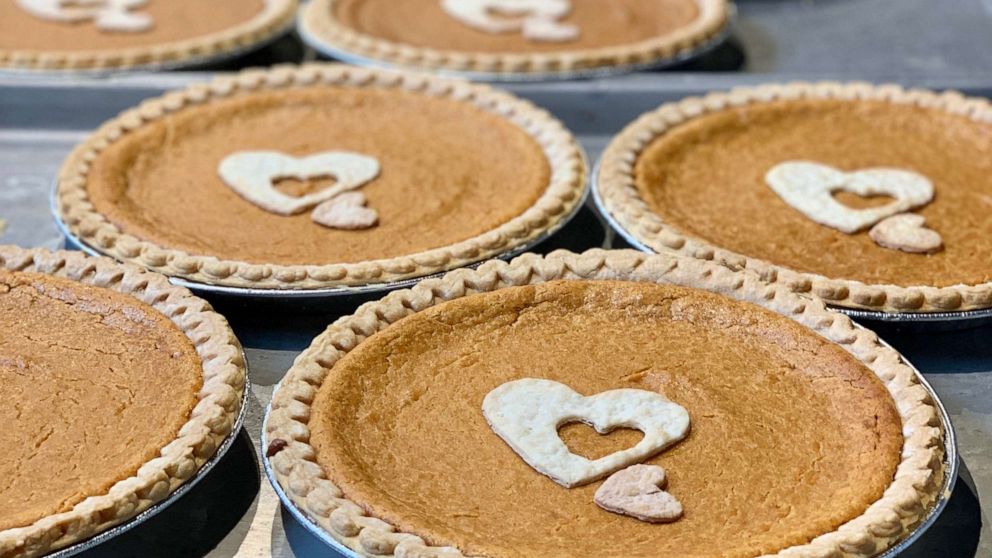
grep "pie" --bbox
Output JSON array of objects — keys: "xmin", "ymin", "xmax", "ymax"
[
  {"xmin": 300, "ymin": 0, "xmax": 729, "ymax": 77},
  {"xmin": 596, "ymin": 82, "xmax": 992, "ymax": 313},
  {"xmin": 266, "ymin": 249, "xmax": 946, "ymax": 558},
  {"xmin": 0, "ymin": 245, "xmax": 245, "ymax": 558},
  {"xmin": 55, "ymin": 64, "xmax": 587, "ymax": 289},
  {"xmin": 0, "ymin": 0, "xmax": 296, "ymax": 71}
]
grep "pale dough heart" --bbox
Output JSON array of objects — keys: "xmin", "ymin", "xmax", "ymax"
[
  {"xmin": 311, "ymin": 192, "xmax": 379, "ymax": 230},
  {"xmin": 441, "ymin": 0, "xmax": 579, "ymax": 42},
  {"xmin": 217, "ymin": 151, "xmax": 380, "ymax": 216},
  {"xmin": 482, "ymin": 378, "xmax": 690, "ymax": 488},
  {"xmin": 765, "ymin": 161, "xmax": 934, "ymax": 234},
  {"xmin": 16, "ymin": 0, "xmax": 152, "ymax": 32},
  {"xmin": 869, "ymin": 214, "xmax": 943, "ymax": 254},
  {"xmin": 594, "ymin": 464, "xmax": 683, "ymax": 523}
]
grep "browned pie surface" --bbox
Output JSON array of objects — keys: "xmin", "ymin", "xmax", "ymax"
[
  {"xmin": 85, "ymin": 87, "xmax": 549, "ymax": 266},
  {"xmin": 310, "ymin": 280, "xmax": 903, "ymax": 558},
  {"xmin": 0, "ymin": 0, "xmax": 265, "ymax": 52},
  {"xmin": 0, "ymin": 270, "xmax": 201, "ymax": 532},
  {"xmin": 635, "ymin": 99, "xmax": 992, "ymax": 288},
  {"xmin": 332, "ymin": 0, "xmax": 701, "ymax": 53}
]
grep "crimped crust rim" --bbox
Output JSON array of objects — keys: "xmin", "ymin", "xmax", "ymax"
[
  {"xmin": 265, "ymin": 248, "xmax": 946, "ymax": 558},
  {"xmin": 0, "ymin": 245, "xmax": 246, "ymax": 558},
  {"xmin": 595, "ymin": 81, "xmax": 992, "ymax": 313},
  {"xmin": 55, "ymin": 63, "xmax": 588, "ymax": 290},
  {"xmin": 300, "ymin": 0, "xmax": 729, "ymax": 76},
  {"xmin": 0, "ymin": 0, "xmax": 297, "ymax": 71}
]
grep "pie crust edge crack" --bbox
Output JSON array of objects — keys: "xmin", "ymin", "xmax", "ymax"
[
  {"xmin": 55, "ymin": 64, "xmax": 588, "ymax": 290},
  {"xmin": 0, "ymin": 245, "xmax": 246, "ymax": 558},
  {"xmin": 595, "ymin": 82, "xmax": 992, "ymax": 313},
  {"xmin": 264, "ymin": 248, "xmax": 945, "ymax": 558},
  {"xmin": 299, "ymin": 0, "xmax": 729, "ymax": 76},
  {"xmin": 0, "ymin": 0, "xmax": 297, "ymax": 71}
]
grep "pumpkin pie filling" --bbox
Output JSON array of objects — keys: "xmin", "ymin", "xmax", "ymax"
[
  {"xmin": 332, "ymin": 0, "xmax": 701, "ymax": 53},
  {"xmin": 634, "ymin": 99, "xmax": 992, "ymax": 288},
  {"xmin": 84, "ymin": 87, "xmax": 550, "ymax": 266},
  {"xmin": 309, "ymin": 280, "xmax": 904, "ymax": 558},
  {"xmin": 0, "ymin": 270, "xmax": 201, "ymax": 533},
  {"xmin": 0, "ymin": 0, "xmax": 266, "ymax": 53}
]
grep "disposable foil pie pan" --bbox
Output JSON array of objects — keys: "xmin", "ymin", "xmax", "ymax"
[
  {"xmin": 47, "ymin": 352, "xmax": 252, "ymax": 558},
  {"xmin": 259, "ymin": 325, "xmax": 957, "ymax": 558},
  {"xmin": 296, "ymin": 4, "xmax": 737, "ymax": 83}
]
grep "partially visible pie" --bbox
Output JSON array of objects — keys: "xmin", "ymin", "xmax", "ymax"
[
  {"xmin": 56, "ymin": 64, "xmax": 587, "ymax": 289},
  {"xmin": 597, "ymin": 82, "xmax": 992, "ymax": 312},
  {"xmin": 300, "ymin": 0, "xmax": 729, "ymax": 77},
  {"xmin": 0, "ymin": 246, "xmax": 245, "ymax": 558},
  {"xmin": 0, "ymin": 0, "xmax": 296, "ymax": 71},
  {"xmin": 266, "ymin": 249, "xmax": 946, "ymax": 558}
]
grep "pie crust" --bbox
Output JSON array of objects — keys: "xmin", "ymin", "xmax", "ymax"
[
  {"xmin": 265, "ymin": 249, "xmax": 945, "ymax": 558},
  {"xmin": 0, "ymin": 245, "xmax": 245, "ymax": 558},
  {"xmin": 0, "ymin": 0, "xmax": 296, "ymax": 71},
  {"xmin": 55, "ymin": 64, "xmax": 587, "ymax": 289},
  {"xmin": 596, "ymin": 82, "xmax": 992, "ymax": 313},
  {"xmin": 300, "ymin": 0, "xmax": 729, "ymax": 77}
]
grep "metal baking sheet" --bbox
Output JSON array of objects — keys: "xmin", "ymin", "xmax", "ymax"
[
  {"xmin": 297, "ymin": 4, "xmax": 737, "ymax": 83},
  {"xmin": 260, "ymin": 329, "xmax": 959, "ymax": 558},
  {"xmin": 49, "ymin": 354, "xmax": 252, "ymax": 558}
]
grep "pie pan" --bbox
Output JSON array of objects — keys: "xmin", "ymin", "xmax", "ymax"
[
  {"xmin": 261, "ymin": 249, "xmax": 957, "ymax": 558},
  {"xmin": 297, "ymin": 3, "xmax": 737, "ymax": 83}
]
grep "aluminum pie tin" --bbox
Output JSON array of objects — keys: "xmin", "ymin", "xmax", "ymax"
[
  {"xmin": 0, "ymin": 22, "xmax": 294, "ymax": 79},
  {"xmin": 51, "ymin": 169, "xmax": 590, "ymax": 303},
  {"xmin": 590, "ymin": 164, "xmax": 992, "ymax": 329},
  {"xmin": 260, "ymin": 327, "xmax": 957, "ymax": 558},
  {"xmin": 47, "ymin": 354, "xmax": 252, "ymax": 558},
  {"xmin": 297, "ymin": 4, "xmax": 737, "ymax": 83}
]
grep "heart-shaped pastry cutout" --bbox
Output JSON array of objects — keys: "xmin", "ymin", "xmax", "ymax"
[
  {"xmin": 218, "ymin": 151, "xmax": 380, "ymax": 216},
  {"xmin": 594, "ymin": 464, "xmax": 683, "ymax": 523},
  {"xmin": 311, "ymin": 192, "xmax": 379, "ymax": 230},
  {"xmin": 869, "ymin": 214, "xmax": 943, "ymax": 254},
  {"xmin": 482, "ymin": 378, "xmax": 689, "ymax": 488},
  {"xmin": 441, "ymin": 0, "xmax": 579, "ymax": 42},
  {"xmin": 766, "ymin": 161, "xmax": 934, "ymax": 233}
]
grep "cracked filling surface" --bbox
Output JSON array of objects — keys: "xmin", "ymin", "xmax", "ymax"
[
  {"xmin": 310, "ymin": 280, "xmax": 904, "ymax": 558},
  {"xmin": 0, "ymin": 270, "xmax": 201, "ymax": 532},
  {"xmin": 634, "ymin": 99, "xmax": 992, "ymax": 288}
]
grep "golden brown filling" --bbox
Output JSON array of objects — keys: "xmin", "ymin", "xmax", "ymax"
[
  {"xmin": 85, "ymin": 87, "xmax": 550, "ymax": 266},
  {"xmin": 635, "ymin": 99, "xmax": 992, "ymax": 288},
  {"xmin": 311, "ymin": 281, "xmax": 903, "ymax": 558},
  {"xmin": 332, "ymin": 0, "xmax": 700, "ymax": 53},
  {"xmin": 0, "ymin": 0, "xmax": 265, "ymax": 52},
  {"xmin": 0, "ymin": 271, "xmax": 201, "ymax": 532}
]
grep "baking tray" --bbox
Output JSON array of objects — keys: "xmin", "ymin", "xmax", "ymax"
[
  {"xmin": 589, "ymin": 146, "xmax": 992, "ymax": 331},
  {"xmin": 297, "ymin": 4, "xmax": 737, "ymax": 82},
  {"xmin": 47, "ymin": 353, "xmax": 252, "ymax": 558},
  {"xmin": 260, "ymin": 332, "xmax": 959, "ymax": 558}
]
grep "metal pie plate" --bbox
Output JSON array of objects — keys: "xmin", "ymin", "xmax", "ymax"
[
  {"xmin": 590, "ymin": 164, "xmax": 992, "ymax": 330},
  {"xmin": 0, "ymin": 22, "xmax": 294, "ymax": 79},
  {"xmin": 297, "ymin": 4, "xmax": 737, "ymax": 83},
  {"xmin": 259, "ymin": 321, "xmax": 958, "ymax": 558},
  {"xmin": 51, "ymin": 173, "xmax": 590, "ymax": 304},
  {"xmin": 46, "ymin": 354, "xmax": 252, "ymax": 558}
]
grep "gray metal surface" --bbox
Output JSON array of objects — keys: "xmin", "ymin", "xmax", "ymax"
[{"xmin": 1, "ymin": 72, "xmax": 990, "ymax": 557}]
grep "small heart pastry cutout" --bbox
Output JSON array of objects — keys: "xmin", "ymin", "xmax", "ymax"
[
  {"xmin": 482, "ymin": 379, "xmax": 689, "ymax": 488},
  {"xmin": 594, "ymin": 464, "xmax": 683, "ymax": 523},
  {"xmin": 311, "ymin": 192, "xmax": 379, "ymax": 230},
  {"xmin": 218, "ymin": 151, "xmax": 380, "ymax": 216},
  {"xmin": 869, "ymin": 214, "xmax": 943, "ymax": 254},
  {"xmin": 765, "ymin": 161, "xmax": 934, "ymax": 233}
]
